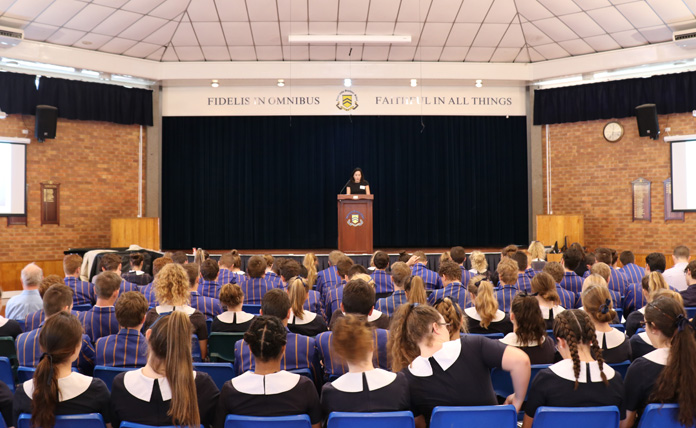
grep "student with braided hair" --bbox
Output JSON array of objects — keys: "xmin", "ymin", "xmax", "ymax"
[
  {"xmin": 624, "ymin": 295, "xmax": 696, "ymax": 428},
  {"xmin": 215, "ymin": 316, "xmax": 321, "ymax": 428},
  {"xmin": 522, "ymin": 310, "xmax": 626, "ymax": 428},
  {"xmin": 389, "ymin": 303, "xmax": 531, "ymax": 427},
  {"xmin": 628, "ymin": 289, "xmax": 684, "ymax": 360},
  {"xmin": 531, "ymin": 272, "xmax": 565, "ymax": 329},
  {"xmin": 464, "ymin": 278, "xmax": 513, "ymax": 335},
  {"xmin": 502, "ymin": 294, "xmax": 555, "ymax": 364},
  {"xmin": 581, "ymin": 284, "xmax": 631, "ymax": 363},
  {"xmin": 433, "ymin": 297, "xmax": 467, "ymax": 340}
]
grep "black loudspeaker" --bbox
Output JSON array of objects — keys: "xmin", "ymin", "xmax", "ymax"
[
  {"xmin": 635, "ymin": 103, "xmax": 659, "ymax": 140},
  {"xmin": 35, "ymin": 105, "xmax": 58, "ymax": 142}
]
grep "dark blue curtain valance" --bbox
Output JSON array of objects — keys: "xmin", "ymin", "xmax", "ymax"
[
  {"xmin": 533, "ymin": 70, "xmax": 696, "ymax": 125},
  {"xmin": 0, "ymin": 72, "xmax": 38, "ymax": 115}
]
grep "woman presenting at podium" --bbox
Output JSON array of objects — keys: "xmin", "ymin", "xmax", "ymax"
[{"xmin": 346, "ymin": 167, "xmax": 370, "ymax": 195}]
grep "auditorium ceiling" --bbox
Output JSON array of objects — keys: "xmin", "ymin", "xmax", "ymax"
[{"xmin": 0, "ymin": 0, "xmax": 693, "ymax": 63}]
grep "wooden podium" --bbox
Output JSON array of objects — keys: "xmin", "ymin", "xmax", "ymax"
[
  {"xmin": 536, "ymin": 215, "xmax": 584, "ymax": 247},
  {"xmin": 337, "ymin": 194, "xmax": 373, "ymax": 254}
]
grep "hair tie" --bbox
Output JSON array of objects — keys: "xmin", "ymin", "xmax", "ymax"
[
  {"xmin": 599, "ymin": 299, "xmax": 611, "ymax": 314},
  {"xmin": 519, "ymin": 291, "xmax": 539, "ymax": 297},
  {"xmin": 675, "ymin": 314, "xmax": 693, "ymax": 332},
  {"xmin": 40, "ymin": 353, "xmax": 54, "ymax": 385}
]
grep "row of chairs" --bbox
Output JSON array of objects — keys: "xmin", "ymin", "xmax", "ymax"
[{"xmin": 6, "ymin": 404, "xmax": 682, "ymax": 428}]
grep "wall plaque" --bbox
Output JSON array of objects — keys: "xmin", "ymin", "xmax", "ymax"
[
  {"xmin": 664, "ymin": 178, "xmax": 685, "ymax": 221},
  {"xmin": 632, "ymin": 178, "xmax": 651, "ymax": 222},
  {"xmin": 40, "ymin": 182, "xmax": 59, "ymax": 225}
]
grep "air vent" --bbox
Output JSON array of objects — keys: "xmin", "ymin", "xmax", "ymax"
[
  {"xmin": 0, "ymin": 26, "xmax": 23, "ymax": 47},
  {"xmin": 673, "ymin": 29, "xmax": 696, "ymax": 49}
]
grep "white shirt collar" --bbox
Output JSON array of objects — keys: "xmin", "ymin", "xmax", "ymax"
[
  {"xmin": 331, "ymin": 369, "xmax": 397, "ymax": 392},
  {"xmin": 123, "ymin": 368, "xmax": 198, "ymax": 402},
  {"xmin": 156, "ymin": 305, "xmax": 195, "ymax": 315},
  {"xmin": 231, "ymin": 371, "xmax": 300, "ymax": 395},
  {"xmin": 367, "ymin": 309, "xmax": 384, "ymax": 322},
  {"xmin": 596, "ymin": 328, "xmax": 627, "ymax": 349},
  {"xmin": 638, "ymin": 306, "xmax": 646, "ymax": 314},
  {"xmin": 643, "ymin": 347, "xmax": 668, "ymax": 365},
  {"xmin": 500, "ymin": 332, "xmax": 545, "ymax": 347},
  {"xmin": 289, "ymin": 310, "xmax": 317, "ymax": 325},
  {"xmin": 218, "ymin": 311, "xmax": 255, "ymax": 323},
  {"xmin": 540, "ymin": 306, "xmax": 565, "ymax": 320},
  {"xmin": 464, "ymin": 306, "xmax": 505, "ymax": 322},
  {"xmin": 549, "ymin": 359, "xmax": 615, "ymax": 383},
  {"xmin": 24, "ymin": 372, "xmax": 93, "ymax": 402},
  {"xmin": 408, "ymin": 338, "xmax": 461, "ymax": 377},
  {"xmin": 0, "ymin": 316, "xmax": 9, "ymax": 328},
  {"xmin": 638, "ymin": 331, "xmax": 653, "ymax": 346}
]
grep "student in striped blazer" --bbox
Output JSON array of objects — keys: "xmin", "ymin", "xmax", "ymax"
[
  {"xmin": 98, "ymin": 253, "xmax": 139, "ymax": 294},
  {"xmin": 619, "ymin": 251, "xmax": 645, "ymax": 289},
  {"xmin": 316, "ymin": 250, "xmax": 345, "ymax": 298},
  {"xmin": 81, "ymin": 271, "xmax": 120, "ymax": 343},
  {"xmin": 495, "ymin": 257, "xmax": 520, "ymax": 313},
  {"xmin": 95, "ymin": 291, "xmax": 149, "ymax": 367},
  {"xmin": 198, "ymin": 259, "xmax": 221, "ymax": 299},
  {"xmin": 559, "ymin": 248, "xmax": 585, "ymax": 294},
  {"xmin": 185, "ymin": 263, "xmax": 223, "ymax": 319},
  {"xmin": 371, "ymin": 251, "xmax": 395, "ymax": 300},
  {"xmin": 542, "ymin": 262, "xmax": 577, "ymax": 309},
  {"xmin": 63, "ymin": 254, "xmax": 96, "ymax": 306},
  {"xmin": 217, "ymin": 251, "xmax": 239, "ymax": 286},
  {"xmin": 428, "ymin": 260, "xmax": 473, "ymax": 309},
  {"xmin": 25, "ymin": 274, "xmax": 65, "ymax": 332},
  {"xmin": 375, "ymin": 262, "xmax": 420, "ymax": 317},
  {"xmin": 240, "ymin": 256, "xmax": 275, "ymax": 305},
  {"xmin": 409, "ymin": 251, "xmax": 443, "ymax": 291}
]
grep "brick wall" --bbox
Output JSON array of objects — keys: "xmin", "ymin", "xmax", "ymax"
[
  {"xmin": 0, "ymin": 115, "xmax": 145, "ymax": 261},
  {"xmin": 542, "ymin": 112, "xmax": 695, "ymax": 254}
]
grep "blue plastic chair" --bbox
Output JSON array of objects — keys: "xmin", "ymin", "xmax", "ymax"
[
  {"xmin": 469, "ymin": 332, "xmax": 504, "ymax": 339},
  {"xmin": 491, "ymin": 364, "xmax": 550, "ymax": 399},
  {"xmin": 685, "ymin": 307, "xmax": 696, "ymax": 319},
  {"xmin": 209, "ymin": 332, "xmax": 246, "ymax": 363},
  {"xmin": 206, "ymin": 318, "xmax": 213, "ymax": 335},
  {"xmin": 614, "ymin": 308, "xmax": 624, "ymax": 322},
  {"xmin": 17, "ymin": 366, "xmax": 35, "ymax": 383},
  {"xmin": 193, "ymin": 362, "xmax": 234, "ymax": 389},
  {"xmin": 16, "ymin": 319, "xmax": 25, "ymax": 333},
  {"xmin": 608, "ymin": 360, "xmax": 630, "ymax": 379},
  {"xmin": 288, "ymin": 368, "xmax": 314, "ymax": 382},
  {"xmin": 532, "ymin": 406, "xmax": 619, "ymax": 428},
  {"xmin": 430, "ymin": 405, "xmax": 516, "ymax": 428},
  {"xmin": 72, "ymin": 304, "xmax": 93, "ymax": 312},
  {"xmin": 17, "ymin": 413, "xmax": 105, "ymax": 428},
  {"xmin": 328, "ymin": 411, "xmax": 414, "ymax": 428},
  {"xmin": 121, "ymin": 423, "xmax": 203, "ymax": 428},
  {"xmin": 93, "ymin": 366, "xmax": 136, "ymax": 391},
  {"xmin": 243, "ymin": 304, "xmax": 262, "ymax": 315},
  {"xmin": 0, "ymin": 357, "xmax": 14, "ymax": 392},
  {"xmin": 224, "ymin": 414, "xmax": 311, "ymax": 428},
  {"xmin": 610, "ymin": 324, "xmax": 626, "ymax": 333},
  {"xmin": 636, "ymin": 403, "xmax": 682, "ymax": 428},
  {"xmin": 192, "ymin": 334, "xmax": 202, "ymax": 362},
  {"xmin": 0, "ymin": 412, "xmax": 6, "ymax": 428}
]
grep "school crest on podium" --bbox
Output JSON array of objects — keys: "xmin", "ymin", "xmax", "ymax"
[
  {"xmin": 346, "ymin": 210, "xmax": 364, "ymax": 227},
  {"xmin": 336, "ymin": 90, "xmax": 358, "ymax": 111}
]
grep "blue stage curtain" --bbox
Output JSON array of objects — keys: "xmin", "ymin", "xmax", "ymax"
[
  {"xmin": 162, "ymin": 115, "xmax": 528, "ymax": 249},
  {"xmin": 0, "ymin": 72, "xmax": 37, "ymax": 115},
  {"xmin": 534, "ymin": 70, "xmax": 696, "ymax": 125}
]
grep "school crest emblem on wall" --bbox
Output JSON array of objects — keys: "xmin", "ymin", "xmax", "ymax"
[{"xmin": 337, "ymin": 90, "xmax": 358, "ymax": 111}]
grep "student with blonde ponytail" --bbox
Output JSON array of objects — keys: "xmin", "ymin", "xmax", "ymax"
[
  {"xmin": 110, "ymin": 311, "xmax": 219, "ymax": 427},
  {"xmin": 303, "ymin": 253, "xmax": 318, "ymax": 287},
  {"xmin": 625, "ymin": 272, "xmax": 669, "ymax": 337},
  {"xmin": 287, "ymin": 276, "xmax": 327, "ymax": 336},
  {"xmin": 464, "ymin": 278, "xmax": 513, "ymax": 335},
  {"xmin": 581, "ymin": 284, "xmax": 631, "ymax": 363},
  {"xmin": 13, "ymin": 312, "xmax": 111, "ymax": 428},
  {"xmin": 522, "ymin": 310, "xmax": 625, "ymax": 428}
]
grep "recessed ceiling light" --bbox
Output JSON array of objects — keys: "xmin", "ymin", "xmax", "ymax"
[
  {"xmin": 410, "ymin": 79, "xmax": 417, "ymax": 87},
  {"xmin": 211, "ymin": 79, "xmax": 219, "ymax": 88},
  {"xmin": 277, "ymin": 79, "xmax": 285, "ymax": 87},
  {"xmin": 475, "ymin": 79, "xmax": 482, "ymax": 88},
  {"xmin": 344, "ymin": 78, "xmax": 352, "ymax": 87}
]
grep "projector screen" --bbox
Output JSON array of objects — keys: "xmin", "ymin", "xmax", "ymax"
[
  {"xmin": 671, "ymin": 139, "xmax": 696, "ymax": 211},
  {"xmin": 0, "ymin": 141, "xmax": 27, "ymax": 216}
]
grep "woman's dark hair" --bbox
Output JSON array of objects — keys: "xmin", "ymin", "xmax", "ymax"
[
  {"xmin": 352, "ymin": 167, "xmax": 365, "ymax": 183},
  {"xmin": 552, "ymin": 309, "xmax": 608, "ymax": 390},
  {"xmin": 647, "ymin": 296, "xmax": 696, "ymax": 427},
  {"xmin": 244, "ymin": 315, "xmax": 287, "ymax": 362},
  {"xmin": 510, "ymin": 294, "xmax": 546, "ymax": 346},
  {"xmin": 130, "ymin": 252, "xmax": 144, "ymax": 267},
  {"xmin": 33, "ymin": 312, "xmax": 84, "ymax": 428}
]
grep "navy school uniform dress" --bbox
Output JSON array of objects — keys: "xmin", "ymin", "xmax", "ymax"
[
  {"xmin": 463, "ymin": 307, "xmax": 514, "ymax": 335},
  {"xmin": 628, "ymin": 331, "xmax": 655, "ymax": 361},
  {"xmin": 624, "ymin": 347, "xmax": 667, "ymax": 420},
  {"xmin": 499, "ymin": 332, "xmax": 556, "ymax": 365},
  {"xmin": 321, "ymin": 369, "xmax": 410, "ymax": 418},
  {"xmin": 540, "ymin": 305, "xmax": 565, "ymax": 330},
  {"xmin": 625, "ymin": 307, "xmax": 645, "ymax": 337},
  {"xmin": 142, "ymin": 305, "xmax": 208, "ymax": 343},
  {"xmin": 121, "ymin": 270, "xmax": 152, "ymax": 286},
  {"xmin": 211, "ymin": 311, "xmax": 256, "ymax": 333},
  {"xmin": 287, "ymin": 310, "xmax": 328, "ymax": 337},
  {"xmin": 0, "ymin": 316, "xmax": 23, "ymax": 339},
  {"xmin": 595, "ymin": 328, "xmax": 632, "ymax": 363}
]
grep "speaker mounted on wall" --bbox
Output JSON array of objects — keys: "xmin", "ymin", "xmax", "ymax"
[
  {"xmin": 35, "ymin": 105, "xmax": 58, "ymax": 143},
  {"xmin": 635, "ymin": 103, "xmax": 660, "ymax": 140}
]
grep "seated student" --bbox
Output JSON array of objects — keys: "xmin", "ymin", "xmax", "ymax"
[
  {"xmin": 316, "ymin": 250, "xmax": 345, "ymax": 298},
  {"xmin": 198, "ymin": 259, "xmax": 221, "ymax": 299},
  {"xmin": 542, "ymin": 262, "xmax": 577, "ymax": 309},
  {"xmin": 590, "ymin": 263, "xmax": 623, "ymax": 309},
  {"xmin": 468, "ymin": 250, "xmax": 493, "ymax": 282},
  {"xmin": 62, "ymin": 254, "xmax": 96, "ymax": 306},
  {"xmin": 17, "ymin": 284, "xmax": 96, "ymax": 375},
  {"xmin": 216, "ymin": 316, "xmax": 321, "ymax": 428},
  {"xmin": 25, "ymin": 275, "xmax": 80, "ymax": 332},
  {"xmin": 303, "ymin": 253, "xmax": 319, "ymax": 288},
  {"xmin": 428, "ymin": 260, "xmax": 472, "ymax": 309},
  {"xmin": 323, "ymin": 256, "xmax": 354, "ymax": 324},
  {"xmin": 521, "ymin": 310, "xmax": 625, "ymax": 428},
  {"xmin": 450, "ymin": 246, "xmax": 474, "ymax": 287},
  {"xmin": 624, "ymin": 296, "xmax": 696, "ymax": 428},
  {"xmin": 559, "ymin": 247, "xmax": 585, "ymax": 294},
  {"xmin": 81, "ymin": 271, "xmax": 121, "ymax": 343},
  {"xmin": 628, "ymin": 289, "xmax": 683, "ymax": 361},
  {"xmin": 0, "ymin": 288, "xmax": 24, "ymax": 339},
  {"xmin": 6, "ymin": 262, "xmax": 44, "ymax": 321},
  {"xmin": 142, "ymin": 256, "xmax": 173, "ymax": 306},
  {"xmin": 98, "ymin": 253, "xmax": 139, "ymax": 294},
  {"xmin": 228, "ymin": 249, "xmax": 246, "ymax": 282},
  {"xmin": 110, "ymin": 311, "xmax": 219, "ymax": 428},
  {"xmin": 510, "ymin": 251, "xmax": 533, "ymax": 293},
  {"xmin": 279, "ymin": 259, "xmax": 324, "ymax": 318},
  {"xmin": 409, "ymin": 251, "xmax": 443, "ymax": 291},
  {"xmin": 495, "ymin": 258, "xmax": 520, "ymax": 313},
  {"xmin": 581, "ymin": 283, "xmax": 631, "ymax": 363},
  {"xmin": 240, "ymin": 256, "xmax": 274, "ymax": 305},
  {"xmin": 594, "ymin": 247, "xmax": 629, "ymax": 296},
  {"xmin": 376, "ymin": 262, "xmax": 426, "ymax": 317},
  {"xmin": 618, "ymin": 250, "xmax": 644, "ymax": 289},
  {"xmin": 321, "ymin": 314, "xmax": 409, "ymax": 417},
  {"xmin": 264, "ymin": 255, "xmax": 284, "ymax": 289},
  {"xmin": 95, "ymin": 291, "xmax": 149, "ymax": 367},
  {"xmin": 390, "ymin": 304, "xmax": 530, "ymax": 425},
  {"xmin": 502, "ymin": 294, "xmax": 555, "ymax": 364},
  {"xmin": 171, "ymin": 250, "xmax": 189, "ymax": 265},
  {"xmin": 625, "ymin": 272, "xmax": 669, "ymax": 337},
  {"xmin": 142, "ymin": 263, "xmax": 208, "ymax": 360},
  {"xmin": 681, "ymin": 259, "xmax": 696, "ymax": 307},
  {"xmin": 371, "ymin": 251, "xmax": 394, "ymax": 300},
  {"xmin": 528, "ymin": 241, "xmax": 547, "ymax": 273},
  {"xmin": 624, "ymin": 253, "xmax": 663, "ymax": 316},
  {"xmin": 433, "ymin": 297, "xmax": 467, "ymax": 340},
  {"xmin": 465, "ymin": 278, "xmax": 513, "ymax": 335},
  {"xmin": 234, "ymin": 289, "xmax": 321, "ymax": 381},
  {"xmin": 287, "ymin": 277, "xmax": 328, "ymax": 337},
  {"xmin": 185, "ymin": 264, "xmax": 223, "ymax": 319},
  {"xmin": 212, "ymin": 283, "xmax": 256, "ymax": 333},
  {"xmin": 13, "ymin": 312, "xmax": 111, "ymax": 428},
  {"xmin": 329, "ymin": 277, "xmax": 390, "ymax": 330},
  {"xmin": 217, "ymin": 251, "xmax": 239, "ymax": 286},
  {"xmin": 531, "ymin": 272, "xmax": 565, "ymax": 329},
  {"xmin": 121, "ymin": 252, "xmax": 153, "ymax": 286}
]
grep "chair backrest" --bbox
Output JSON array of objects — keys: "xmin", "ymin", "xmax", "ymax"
[
  {"xmin": 469, "ymin": 332, "xmax": 505, "ymax": 339},
  {"xmin": 608, "ymin": 361, "xmax": 630, "ymax": 379},
  {"xmin": 636, "ymin": 403, "xmax": 682, "ymax": 428},
  {"xmin": 610, "ymin": 324, "xmax": 626, "ymax": 333},
  {"xmin": 16, "ymin": 319, "xmax": 25, "ymax": 333},
  {"xmin": 328, "ymin": 411, "xmax": 414, "ymax": 428},
  {"xmin": 491, "ymin": 364, "xmax": 550, "ymax": 399},
  {"xmin": 0, "ymin": 337, "xmax": 17, "ymax": 362},
  {"xmin": 206, "ymin": 318, "xmax": 213, "ymax": 335},
  {"xmin": 533, "ymin": 406, "xmax": 620, "ymax": 428},
  {"xmin": 72, "ymin": 304, "xmax": 93, "ymax": 312},
  {"xmin": 243, "ymin": 304, "xmax": 262, "ymax": 315},
  {"xmin": 224, "ymin": 414, "xmax": 311, "ymax": 428},
  {"xmin": 192, "ymin": 362, "xmax": 234, "ymax": 390},
  {"xmin": 17, "ymin": 366, "xmax": 35, "ymax": 383},
  {"xmin": 685, "ymin": 307, "xmax": 696, "ymax": 319},
  {"xmin": 0, "ymin": 357, "xmax": 14, "ymax": 392},
  {"xmin": 121, "ymin": 423, "xmax": 203, "ymax": 428},
  {"xmin": 93, "ymin": 366, "xmax": 136, "ymax": 391},
  {"xmin": 430, "ymin": 405, "xmax": 516, "ymax": 428},
  {"xmin": 192, "ymin": 334, "xmax": 202, "ymax": 362},
  {"xmin": 209, "ymin": 332, "xmax": 245, "ymax": 363},
  {"xmin": 17, "ymin": 413, "xmax": 105, "ymax": 428},
  {"xmin": 288, "ymin": 368, "xmax": 313, "ymax": 382}
]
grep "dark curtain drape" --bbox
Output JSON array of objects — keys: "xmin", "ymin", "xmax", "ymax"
[
  {"xmin": 534, "ymin": 70, "xmax": 696, "ymax": 125},
  {"xmin": 162, "ymin": 115, "xmax": 528, "ymax": 249},
  {"xmin": 0, "ymin": 72, "xmax": 37, "ymax": 115}
]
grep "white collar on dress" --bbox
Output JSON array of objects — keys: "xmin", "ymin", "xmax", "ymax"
[
  {"xmin": 289, "ymin": 310, "xmax": 317, "ymax": 325},
  {"xmin": 637, "ymin": 331, "xmax": 653, "ymax": 346},
  {"xmin": 638, "ymin": 306, "xmax": 646, "ymax": 314},
  {"xmin": 0, "ymin": 316, "xmax": 9, "ymax": 328},
  {"xmin": 642, "ymin": 347, "xmax": 668, "ymax": 365},
  {"xmin": 24, "ymin": 372, "xmax": 93, "ymax": 402},
  {"xmin": 123, "ymin": 368, "xmax": 197, "ymax": 402},
  {"xmin": 595, "ymin": 328, "xmax": 627, "ymax": 349},
  {"xmin": 231, "ymin": 370, "xmax": 300, "ymax": 395},
  {"xmin": 500, "ymin": 332, "xmax": 545, "ymax": 347},
  {"xmin": 549, "ymin": 359, "xmax": 615, "ymax": 382},
  {"xmin": 540, "ymin": 305, "xmax": 565, "ymax": 320},
  {"xmin": 331, "ymin": 369, "xmax": 397, "ymax": 393},
  {"xmin": 218, "ymin": 311, "xmax": 255, "ymax": 323},
  {"xmin": 408, "ymin": 338, "xmax": 461, "ymax": 377},
  {"xmin": 464, "ymin": 307, "xmax": 505, "ymax": 322},
  {"xmin": 156, "ymin": 305, "xmax": 195, "ymax": 315}
]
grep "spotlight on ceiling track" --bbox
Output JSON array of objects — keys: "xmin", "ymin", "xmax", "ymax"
[
  {"xmin": 410, "ymin": 79, "xmax": 417, "ymax": 87},
  {"xmin": 344, "ymin": 78, "xmax": 352, "ymax": 88},
  {"xmin": 475, "ymin": 79, "xmax": 482, "ymax": 88},
  {"xmin": 277, "ymin": 79, "xmax": 285, "ymax": 87},
  {"xmin": 211, "ymin": 79, "xmax": 219, "ymax": 88}
]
